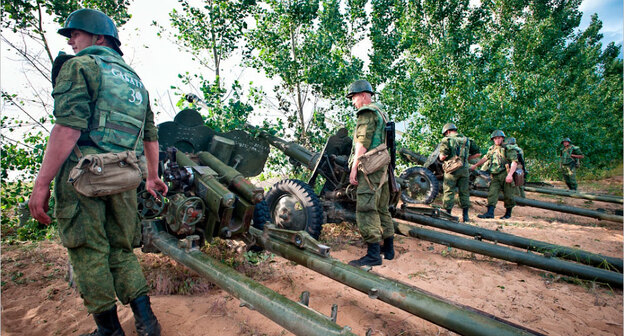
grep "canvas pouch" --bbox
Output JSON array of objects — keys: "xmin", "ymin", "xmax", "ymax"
[{"xmin": 68, "ymin": 150, "xmax": 143, "ymax": 197}]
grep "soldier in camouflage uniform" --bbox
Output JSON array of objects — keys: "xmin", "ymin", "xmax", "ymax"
[
  {"xmin": 437, "ymin": 123, "xmax": 481, "ymax": 222},
  {"xmin": 28, "ymin": 9, "xmax": 167, "ymax": 336},
  {"xmin": 346, "ymin": 80, "xmax": 394, "ymax": 267},
  {"xmin": 470, "ymin": 130, "xmax": 519, "ymax": 219},
  {"xmin": 560, "ymin": 137, "xmax": 584, "ymax": 190},
  {"xmin": 504, "ymin": 137, "xmax": 526, "ymax": 198}
]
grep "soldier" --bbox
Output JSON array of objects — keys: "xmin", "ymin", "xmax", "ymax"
[
  {"xmin": 504, "ymin": 137, "xmax": 526, "ymax": 198},
  {"xmin": 28, "ymin": 9, "xmax": 167, "ymax": 336},
  {"xmin": 346, "ymin": 79, "xmax": 395, "ymax": 267},
  {"xmin": 560, "ymin": 137, "xmax": 584, "ymax": 190},
  {"xmin": 470, "ymin": 130, "xmax": 519, "ymax": 219},
  {"xmin": 437, "ymin": 123, "xmax": 481, "ymax": 222}
]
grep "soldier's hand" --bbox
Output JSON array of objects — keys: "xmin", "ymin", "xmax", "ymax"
[
  {"xmin": 29, "ymin": 183, "xmax": 52, "ymax": 225},
  {"xmin": 349, "ymin": 166, "xmax": 358, "ymax": 186},
  {"xmin": 469, "ymin": 165, "xmax": 476, "ymax": 171},
  {"xmin": 505, "ymin": 174, "xmax": 514, "ymax": 183},
  {"xmin": 146, "ymin": 177, "xmax": 168, "ymax": 199}
]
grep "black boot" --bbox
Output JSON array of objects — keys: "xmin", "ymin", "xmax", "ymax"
[
  {"xmin": 81, "ymin": 306, "xmax": 125, "ymax": 336},
  {"xmin": 380, "ymin": 237, "xmax": 395, "ymax": 260},
  {"xmin": 500, "ymin": 208, "xmax": 513, "ymax": 219},
  {"xmin": 462, "ymin": 208, "xmax": 470, "ymax": 222},
  {"xmin": 348, "ymin": 243, "xmax": 382, "ymax": 267},
  {"xmin": 444, "ymin": 208, "xmax": 453, "ymax": 216},
  {"xmin": 477, "ymin": 206, "xmax": 495, "ymax": 219},
  {"xmin": 130, "ymin": 295, "xmax": 161, "ymax": 336}
]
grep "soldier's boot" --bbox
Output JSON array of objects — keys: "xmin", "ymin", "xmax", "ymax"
[
  {"xmin": 348, "ymin": 243, "xmax": 382, "ymax": 267},
  {"xmin": 380, "ymin": 237, "xmax": 395, "ymax": 260},
  {"xmin": 500, "ymin": 208, "xmax": 513, "ymax": 220},
  {"xmin": 477, "ymin": 206, "xmax": 495, "ymax": 219},
  {"xmin": 444, "ymin": 208, "xmax": 453, "ymax": 216},
  {"xmin": 130, "ymin": 295, "xmax": 161, "ymax": 336},
  {"xmin": 81, "ymin": 306, "xmax": 125, "ymax": 336},
  {"xmin": 462, "ymin": 208, "xmax": 470, "ymax": 222}
]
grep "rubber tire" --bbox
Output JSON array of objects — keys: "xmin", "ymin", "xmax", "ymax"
[
  {"xmin": 264, "ymin": 179, "xmax": 324, "ymax": 239},
  {"xmin": 252, "ymin": 200, "xmax": 270, "ymax": 230},
  {"xmin": 399, "ymin": 166, "xmax": 439, "ymax": 204}
]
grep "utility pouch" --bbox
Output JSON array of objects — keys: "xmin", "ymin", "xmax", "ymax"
[
  {"xmin": 68, "ymin": 150, "xmax": 143, "ymax": 197},
  {"xmin": 442, "ymin": 156, "xmax": 463, "ymax": 174},
  {"xmin": 358, "ymin": 143, "xmax": 391, "ymax": 175},
  {"xmin": 512, "ymin": 166, "xmax": 525, "ymax": 187}
]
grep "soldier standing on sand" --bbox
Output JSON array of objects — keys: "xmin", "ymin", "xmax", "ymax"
[
  {"xmin": 437, "ymin": 123, "xmax": 481, "ymax": 222},
  {"xmin": 346, "ymin": 80, "xmax": 395, "ymax": 267},
  {"xmin": 470, "ymin": 130, "xmax": 519, "ymax": 219},
  {"xmin": 560, "ymin": 138, "xmax": 584, "ymax": 190},
  {"xmin": 28, "ymin": 9, "xmax": 167, "ymax": 336}
]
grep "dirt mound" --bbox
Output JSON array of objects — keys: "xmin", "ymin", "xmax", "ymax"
[{"xmin": 2, "ymin": 178, "xmax": 622, "ymax": 335}]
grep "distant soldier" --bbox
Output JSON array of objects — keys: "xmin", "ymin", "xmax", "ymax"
[
  {"xmin": 437, "ymin": 123, "xmax": 481, "ymax": 222},
  {"xmin": 346, "ymin": 79, "xmax": 395, "ymax": 267},
  {"xmin": 504, "ymin": 137, "xmax": 526, "ymax": 198},
  {"xmin": 560, "ymin": 137, "xmax": 584, "ymax": 190},
  {"xmin": 470, "ymin": 130, "xmax": 519, "ymax": 219}
]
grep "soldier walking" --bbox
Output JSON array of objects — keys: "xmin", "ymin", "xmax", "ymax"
[
  {"xmin": 470, "ymin": 130, "xmax": 519, "ymax": 219},
  {"xmin": 560, "ymin": 138, "xmax": 584, "ymax": 190},
  {"xmin": 346, "ymin": 80, "xmax": 395, "ymax": 267},
  {"xmin": 437, "ymin": 123, "xmax": 481, "ymax": 222},
  {"xmin": 28, "ymin": 9, "xmax": 167, "ymax": 336}
]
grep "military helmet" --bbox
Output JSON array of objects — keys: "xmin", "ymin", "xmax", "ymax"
[
  {"xmin": 490, "ymin": 130, "xmax": 505, "ymax": 139},
  {"xmin": 506, "ymin": 137, "xmax": 516, "ymax": 145},
  {"xmin": 442, "ymin": 123, "xmax": 457, "ymax": 135},
  {"xmin": 346, "ymin": 80, "xmax": 374, "ymax": 98},
  {"xmin": 561, "ymin": 137, "xmax": 572, "ymax": 144},
  {"xmin": 58, "ymin": 8, "xmax": 123, "ymax": 55}
]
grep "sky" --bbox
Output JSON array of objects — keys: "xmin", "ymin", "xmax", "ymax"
[{"xmin": 1, "ymin": 0, "xmax": 622, "ymax": 129}]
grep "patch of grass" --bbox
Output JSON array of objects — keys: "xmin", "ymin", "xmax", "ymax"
[{"xmin": 319, "ymin": 222, "xmax": 363, "ymax": 250}]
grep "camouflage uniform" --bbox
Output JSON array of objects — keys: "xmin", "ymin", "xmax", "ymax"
[
  {"xmin": 560, "ymin": 145, "xmax": 582, "ymax": 190},
  {"xmin": 354, "ymin": 103, "xmax": 394, "ymax": 243},
  {"xmin": 52, "ymin": 46, "xmax": 158, "ymax": 314},
  {"xmin": 439, "ymin": 134, "xmax": 480, "ymax": 210},
  {"xmin": 482, "ymin": 145, "xmax": 518, "ymax": 209}
]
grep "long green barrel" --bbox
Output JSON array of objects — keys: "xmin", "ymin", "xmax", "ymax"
[
  {"xmin": 399, "ymin": 148, "xmax": 428, "ymax": 166},
  {"xmin": 146, "ymin": 222, "xmax": 356, "ymax": 336},
  {"xmin": 197, "ymin": 151, "xmax": 264, "ymax": 204},
  {"xmin": 524, "ymin": 186, "xmax": 623, "ymax": 204},
  {"xmin": 470, "ymin": 190, "xmax": 623, "ymax": 223},
  {"xmin": 394, "ymin": 209, "xmax": 623, "ymax": 272},
  {"xmin": 258, "ymin": 132, "xmax": 319, "ymax": 169},
  {"xmin": 175, "ymin": 151, "xmax": 236, "ymax": 213},
  {"xmin": 250, "ymin": 227, "xmax": 542, "ymax": 336},
  {"xmin": 393, "ymin": 221, "xmax": 623, "ymax": 288}
]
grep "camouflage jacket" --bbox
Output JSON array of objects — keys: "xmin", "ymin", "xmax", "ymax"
[
  {"xmin": 353, "ymin": 102, "xmax": 388, "ymax": 150},
  {"xmin": 560, "ymin": 145, "xmax": 582, "ymax": 167},
  {"xmin": 439, "ymin": 133, "xmax": 480, "ymax": 168},
  {"xmin": 483, "ymin": 144, "xmax": 518, "ymax": 175}
]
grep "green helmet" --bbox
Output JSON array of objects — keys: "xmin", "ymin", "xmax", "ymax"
[
  {"xmin": 346, "ymin": 80, "xmax": 374, "ymax": 98},
  {"xmin": 561, "ymin": 137, "xmax": 572, "ymax": 144},
  {"xmin": 442, "ymin": 123, "xmax": 457, "ymax": 135},
  {"xmin": 506, "ymin": 137, "xmax": 516, "ymax": 145},
  {"xmin": 490, "ymin": 130, "xmax": 505, "ymax": 139},
  {"xmin": 58, "ymin": 8, "xmax": 123, "ymax": 55}
]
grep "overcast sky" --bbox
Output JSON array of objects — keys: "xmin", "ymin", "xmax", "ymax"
[{"xmin": 1, "ymin": 0, "xmax": 622, "ymax": 127}]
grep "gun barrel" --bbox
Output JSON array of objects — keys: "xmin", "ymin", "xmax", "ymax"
[
  {"xmin": 259, "ymin": 132, "xmax": 318, "ymax": 169},
  {"xmin": 145, "ymin": 222, "xmax": 356, "ymax": 336},
  {"xmin": 524, "ymin": 186, "xmax": 623, "ymax": 204},
  {"xmin": 399, "ymin": 148, "xmax": 428, "ymax": 166},
  {"xmin": 197, "ymin": 151, "xmax": 264, "ymax": 204}
]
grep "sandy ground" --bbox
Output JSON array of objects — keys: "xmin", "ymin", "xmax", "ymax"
[{"xmin": 2, "ymin": 177, "xmax": 622, "ymax": 336}]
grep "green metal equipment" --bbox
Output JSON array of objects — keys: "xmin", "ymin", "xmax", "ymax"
[{"xmin": 523, "ymin": 185, "xmax": 623, "ymax": 205}]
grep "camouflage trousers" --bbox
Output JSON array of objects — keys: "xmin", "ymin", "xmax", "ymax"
[
  {"xmin": 54, "ymin": 155, "xmax": 148, "ymax": 314},
  {"xmin": 356, "ymin": 168, "xmax": 394, "ymax": 244},
  {"xmin": 442, "ymin": 167, "xmax": 470, "ymax": 210},
  {"xmin": 561, "ymin": 165, "xmax": 577, "ymax": 190},
  {"xmin": 487, "ymin": 171, "xmax": 516, "ymax": 209}
]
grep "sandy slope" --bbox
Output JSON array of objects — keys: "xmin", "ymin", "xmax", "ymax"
[{"xmin": 2, "ymin": 178, "xmax": 622, "ymax": 336}]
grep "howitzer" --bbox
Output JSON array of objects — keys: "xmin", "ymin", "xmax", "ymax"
[{"xmin": 140, "ymin": 107, "xmax": 545, "ymax": 335}]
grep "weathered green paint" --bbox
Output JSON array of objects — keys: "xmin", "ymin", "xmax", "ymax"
[
  {"xmin": 394, "ymin": 209, "xmax": 623, "ymax": 272},
  {"xmin": 250, "ymin": 227, "xmax": 542, "ymax": 336},
  {"xmin": 146, "ymin": 222, "xmax": 356, "ymax": 336},
  {"xmin": 197, "ymin": 151, "xmax": 264, "ymax": 204},
  {"xmin": 258, "ymin": 132, "xmax": 318, "ymax": 169},
  {"xmin": 393, "ymin": 221, "xmax": 623, "ymax": 288},
  {"xmin": 524, "ymin": 186, "xmax": 623, "ymax": 205},
  {"xmin": 470, "ymin": 189, "xmax": 623, "ymax": 223}
]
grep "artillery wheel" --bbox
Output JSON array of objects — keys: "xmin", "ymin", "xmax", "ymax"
[
  {"xmin": 252, "ymin": 200, "xmax": 270, "ymax": 230},
  {"xmin": 399, "ymin": 166, "xmax": 439, "ymax": 204},
  {"xmin": 264, "ymin": 179, "xmax": 324, "ymax": 239}
]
